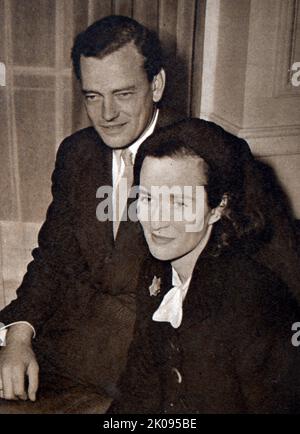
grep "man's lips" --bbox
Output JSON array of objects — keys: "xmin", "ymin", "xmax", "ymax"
[
  {"xmin": 151, "ymin": 233, "xmax": 175, "ymax": 245},
  {"xmin": 99, "ymin": 123, "xmax": 127, "ymax": 132}
]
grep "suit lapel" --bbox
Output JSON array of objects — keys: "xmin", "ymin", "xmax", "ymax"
[{"xmin": 74, "ymin": 130, "xmax": 114, "ymax": 269}]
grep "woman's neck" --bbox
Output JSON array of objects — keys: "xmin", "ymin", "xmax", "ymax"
[{"xmin": 171, "ymin": 225, "xmax": 212, "ymax": 284}]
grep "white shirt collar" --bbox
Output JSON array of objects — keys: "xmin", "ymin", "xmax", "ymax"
[
  {"xmin": 152, "ymin": 268, "xmax": 192, "ymax": 329},
  {"xmin": 126, "ymin": 108, "xmax": 159, "ymax": 163},
  {"xmin": 172, "ymin": 267, "xmax": 191, "ymax": 296}
]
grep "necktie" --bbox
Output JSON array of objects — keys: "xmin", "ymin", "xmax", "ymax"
[{"xmin": 113, "ymin": 148, "xmax": 134, "ymax": 239}]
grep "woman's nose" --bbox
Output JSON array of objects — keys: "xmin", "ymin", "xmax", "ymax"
[{"xmin": 150, "ymin": 203, "xmax": 170, "ymax": 230}]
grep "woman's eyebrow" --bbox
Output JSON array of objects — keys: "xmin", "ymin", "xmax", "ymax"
[
  {"xmin": 171, "ymin": 193, "xmax": 194, "ymax": 200},
  {"xmin": 138, "ymin": 187, "xmax": 151, "ymax": 196}
]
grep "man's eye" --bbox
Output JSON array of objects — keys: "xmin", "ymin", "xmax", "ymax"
[
  {"xmin": 85, "ymin": 94, "xmax": 98, "ymax": 101},
  {"xmin": 117, "ymin": 92, "xmax": 133, "ymax": 99}
]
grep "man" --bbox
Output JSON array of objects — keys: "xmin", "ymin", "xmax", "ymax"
[
  {"xmin": 0, "ymin": 15, "xmax": 299, "ymax": 413},
  {"xmin": 0, "ymin": 15, "xmax": 178, "ymax": 412}
]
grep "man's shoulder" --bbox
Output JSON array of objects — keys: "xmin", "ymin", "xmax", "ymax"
[
  {"xmin": 55, "ymin": 127, "xmax": 107, "ymax": 166},
  {"xmin": 60, "ymin": 126, "xmax": 103, "ymax": 151}
]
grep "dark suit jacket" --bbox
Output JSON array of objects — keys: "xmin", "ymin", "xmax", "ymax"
[
  {"xmin": 0, "ymin": 110, "xmax": 299, "ymax": 397},
  {"xmin": 0, "ymin": 109, "xmax": 182, "ymax": 394},
  {"xmin": 110, "ymin": 244, "xmax": 300, "ymax": 414}
]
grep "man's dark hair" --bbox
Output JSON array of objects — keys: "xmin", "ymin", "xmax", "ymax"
[
  {"xmin": 134, "ymin": 118, "xmax": 273, "ymax": 255},
  {"xmin": 71, "ymin": 15, "xmax": 163, "ymax": 82}
]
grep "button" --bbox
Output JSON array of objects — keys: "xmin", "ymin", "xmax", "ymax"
[
  {"xmin": 170, "ymin": 342, "xmax": 180, "ymax": 352},
  {"xmin": 104, "ymin": 254, "xmax": 112, "ymax": 264},
  {"xmin": 171, "ymin": 367, "xmax": 182, "ymax": 384}
]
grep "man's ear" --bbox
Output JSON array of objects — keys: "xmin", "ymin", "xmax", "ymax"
[
  {"xmin": 208, "ymin": 194, "xmax": 228, "ymax": 225},
  {"xmin": 152, "ymin": 68, "xmax": 166, "ymax": 103}
]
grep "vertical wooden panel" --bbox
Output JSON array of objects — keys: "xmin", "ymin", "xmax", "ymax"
[
  {"xmin": 11, "ymin": 0, "xmax": 56, "ymax": 67},
  {"xmin": 63, "ymin": 0, "xmax": 75, "ymax": 69},
  {"xmin": 175, "ymin": 0, "xmax": 197, "ymax": 115},
  {"xmin": 91, "ymin": 0, "xmax": 113, "ymax": 22},
  {"xmin": 0, "ymin": 224, "xmax": 5, "ymax": 310},
  {"xmin": 0, "ymin": 0, "xmax": 20, "ymax": 221},
  {"xmin": 73, "ymin": 0, "xmax": 90, "ymax": 35},
  {"xmin": 15, "ymin": 88, "xmax": 56, "ymax": 222},
  {"xmin": 158, "ymin": 0, "xmax": 178, "ymax": 54},
  {"xmin": 0, "ymin": 1, "xmax": 15, "ymax": 221},
  {"xmin": 71, "ymin": 0, "xmax": 90, "ymax": 131},
  {"xmin": 113, "ymin": 0, "xmax": 133, "ymax": 16},
  {"xmin": 133, "ymin": 0, "xmax": 159, "ymax": 32},
  {"xmin": 158, "ymin": 0, "xmax": 178, "ymax": 110},
  {"xmin": 0, "ymin": 88, "xmax": 15, "ymax": 220},
  {"xmin": 63, "ymin": 76, "xmax": 73, "ymax": 139},
  {"xmin": 191, "ymin": 0, "xmax": 206, "ymax": 117},
  {"xmin": 0, "ymin": 0, "xmax": 5, "ymax": 60},
  {"xmin": 294, "ymin": 0, "xmax": 300, "ymax": 59}
]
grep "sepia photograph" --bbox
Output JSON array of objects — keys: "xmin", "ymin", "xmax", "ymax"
[{"xmin": 0, "ymin": 0, "xmax": 300, "ymax": 417}]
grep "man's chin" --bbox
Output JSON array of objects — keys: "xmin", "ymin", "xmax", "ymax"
[
  {"xmin": 97, "ymin": 135, "xmax": 125, "ymax": 149},
  {"xmin": 95, "ymin": 126, "xmax": 133, "ymax": 149}
]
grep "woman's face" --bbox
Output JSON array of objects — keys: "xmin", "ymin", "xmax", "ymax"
[{"xmin": 137, "ymin": 155, "xmax": 220, "ymax": 261}]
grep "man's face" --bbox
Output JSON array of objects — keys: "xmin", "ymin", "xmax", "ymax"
[
  {"xmin": 137, "ymin": 156, "xmax": 217, "ymax": 262},
  {"xmin": 80, "ymin": 43, "xmax": 164, "ymax": 148}
]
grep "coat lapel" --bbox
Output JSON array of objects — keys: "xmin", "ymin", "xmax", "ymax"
[{"xmin": 180, "ymin": 252, "xmax": 227, "ymax": 331}]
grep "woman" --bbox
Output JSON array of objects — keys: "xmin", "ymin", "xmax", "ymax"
[{"xmin": 109, "ymin": 119, "xmax": 300, "ymax": 414}]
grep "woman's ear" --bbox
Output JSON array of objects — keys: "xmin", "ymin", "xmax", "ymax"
[
  {"xmin": 208, "ymin": 194, "xmax": 228, "ymax": 225},
  {"xmin": 152, "ymin": 68, "xmax": 166, "ymax": 103}
]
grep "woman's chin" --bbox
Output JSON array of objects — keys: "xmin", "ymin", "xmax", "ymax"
[{"xmin": 148, "ymin": 246, "xmax": 173, "ymax": 262}]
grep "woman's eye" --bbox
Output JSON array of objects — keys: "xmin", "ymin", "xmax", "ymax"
[
  {"xmin": 139, "ymin": 195, "xmax": 151, "ymax": 204},
  {"xmin": 173, "ymin": 201, "xmax": 186, "ymax": 208}
]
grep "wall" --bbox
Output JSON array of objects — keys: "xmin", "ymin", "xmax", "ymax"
[{"xmin": 201, "ymin": 0, "xmax": 300, "ymax": 217}]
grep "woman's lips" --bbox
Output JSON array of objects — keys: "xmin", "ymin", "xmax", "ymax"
[{"xmin": 151, "ymin": 233, "xmax": 175, "ymax": 245}]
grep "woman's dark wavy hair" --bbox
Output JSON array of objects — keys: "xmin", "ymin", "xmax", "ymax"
[
  {"xmin": 134, "ymin": 118, "xmax": 273, "ymax": 256},
  {"xmin": 71, "ymin": 15, "xmax": 163, "ymax": 82}
]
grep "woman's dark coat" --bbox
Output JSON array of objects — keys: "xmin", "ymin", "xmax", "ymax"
[{"xmin": 110, "ymin": 243, "xmax": 300, "ymax": 414}]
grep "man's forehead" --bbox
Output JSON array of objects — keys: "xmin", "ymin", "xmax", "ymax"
[
  {"xmin": 80, "ymin": 49, "xmax": 148, "ymax": 91},
  {"xmin": 80, "ymin": 43, "xmax": 145, "ymax": 72}
]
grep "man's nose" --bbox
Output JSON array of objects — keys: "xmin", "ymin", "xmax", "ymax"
[{"xmin": 102, "ymin": 97, "xmax": 119, "ymax": 121}]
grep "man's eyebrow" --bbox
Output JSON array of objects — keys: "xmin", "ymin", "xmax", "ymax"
[
  {"xmin": 81, "ymin": 86, "xmax": 137, "ymax": 95},
  {"xmin": 81, "ymin": 89, "xmax": 99, "ymax": 95},
  {"xmin": 113, "ymin": 86, "xmax": 137, "ymax": 93}
]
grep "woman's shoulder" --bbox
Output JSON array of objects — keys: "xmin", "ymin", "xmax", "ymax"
[{"xmin": 196, "ymin": 248, "xmax": 300, "ymax": 324}]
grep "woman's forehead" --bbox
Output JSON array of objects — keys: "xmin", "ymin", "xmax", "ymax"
[{"xmin": 140, "ymin": 155, "xmax": 208, "ymax": 187}]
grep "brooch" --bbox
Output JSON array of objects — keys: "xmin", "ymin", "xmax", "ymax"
[{"xmin": 149, "ymin": 275, "xmax": 161, "ymax": 296}]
